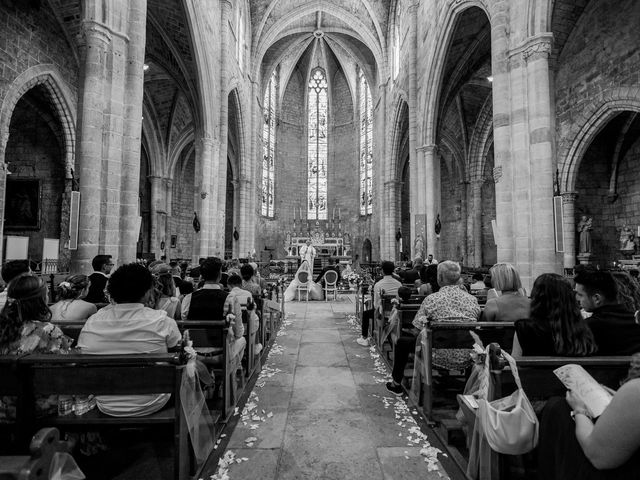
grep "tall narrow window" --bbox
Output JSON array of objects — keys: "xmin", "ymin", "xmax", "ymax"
[
  {"xmin": 359, "ymin": 68, "xmax": 373, "ymax": 215},
  {"xmin": 236, "ymin": 8, "xmax": 244, "ymax": 71},
  {"xmin": 261, "ymin": 69, "xmax": 277, "ymax": 217},
  {"xmin": 307, "ymin": 68, "xmax": 328, "ymax": 220},
  {"xmin": 393, "ymin": 23, "xmax": 400, "ymax": 79}
]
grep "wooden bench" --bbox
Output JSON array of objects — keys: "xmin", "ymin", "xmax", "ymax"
[
  {"xmin": 19, "ymin": 353, "xmax": 189, "ymax": 480},
  {"xmin": 0, "ymin": 355, "xmax": 27, "ymax": 451},
  {"xmin": 0, "ymin": 427, "xmax": 76, "ymax": 480},
  {"xmin": 413, "ymin": 321, "xmax": 515, "ymax": 422},
  {"xmin": 176, "ymin": 319, "xmax": 237, "ymax": 422}
]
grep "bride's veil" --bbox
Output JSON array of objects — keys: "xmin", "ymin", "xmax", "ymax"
[{"xmin": 296, "ymin": 260, "xmax": 312, "ymax": 279}]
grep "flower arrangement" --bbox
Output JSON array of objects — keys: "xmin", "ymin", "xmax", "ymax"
[{"xmin": 343, "ymin": 271, "xmax": 362, "ymax": 284}]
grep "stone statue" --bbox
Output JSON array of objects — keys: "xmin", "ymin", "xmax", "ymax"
[
  {"xmin": 414, "ymin": 233, "xmax": 424, "ymax": 259},
  {"xmin": 577, "ymin": 215, "xmax": 593, "ymax": 254},
  {"xmin": 620, "ymin": 225, "xmax": 635, "ymax": 251}
]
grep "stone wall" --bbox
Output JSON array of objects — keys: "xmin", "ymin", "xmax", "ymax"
[
  {"xmin": 169, "ymin": 150, "xmax": 196, "ymax": 261},
  {"xmin": 4, "ymin": 94, "xmax": 65, "ymax": 262},
  {"xmin": 439, "ymin": 155, "xmax": 464, "ymax": 263},
  {"xmin": 481, "ymin": 148, "xmax": 497, "ymax": 266}
]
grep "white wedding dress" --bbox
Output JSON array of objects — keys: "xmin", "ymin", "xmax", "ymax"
[{"xmin": 284, "ymin": 261, "xmax": 323, "ymax": 301}]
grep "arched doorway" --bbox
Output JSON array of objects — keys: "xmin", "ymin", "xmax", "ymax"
[
  {"xmin": 3, "ymin": 85, "xmax": 67, "ymax": 268},
  {"xmin": 224, "ymin": 159, "xmax": 234, "ymax": 259}
]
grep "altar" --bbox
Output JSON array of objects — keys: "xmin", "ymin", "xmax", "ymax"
[{"xmin": 287, "ymin": 235, "xmax": 350, "ymax": 258}]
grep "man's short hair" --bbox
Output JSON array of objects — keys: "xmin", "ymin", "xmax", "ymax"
[
  {"xmin": 240, "ymin": 264, "xmax": 254, "ymax": 281},
  {"xmin": 1, "ymin": 260, "xmax": 29, "ymax": 284},
  {"xmin": 107, "ymin": 263, "xmax": 153, "ymax": 303},
  {"xmin": 397, "ymin": 286, "xmax": 413, "ymax": 301},
  {"xmin": 574, "ymin": 270, "xmax": 618, "ymax": 302},
  {"xmin": 414, "ymin": 257, "xmax": 424, "ymax": 267},
  {"xmin": 227, "ymin": 274, "xmax": 242, "ymax": 286},
  {"xmin": 92, "ymin": 254, "xmax": 112, "ymax": 271},
  {"xmin": 200, "ymin": 257, "xmax": 223, "ymax": 282},
  {"xmin": 381, "ymin": 261, "xmax": 395, "ymax": 275},
  {"xmin": 437, "ymin": 261, "xmax": 461, "ymax": 287}
]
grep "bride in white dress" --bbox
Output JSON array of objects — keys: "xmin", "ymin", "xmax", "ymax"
[{"xmin": 284, "ymin": 260, "xmax": 323, "ymax": 301}]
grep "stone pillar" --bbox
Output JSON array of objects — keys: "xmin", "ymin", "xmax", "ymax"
[
  {"xmin": 472, "ymin": 180, "xmax": 483, "ymax": 267},
  {"xmin": 490, "ymin": 12, "xmax": 514, "ymax": 266},
  {"xmin": 561, "ymin": 191, "xmax": 577, "ymax": 269},
  {"xmin": 118, "ymin": 0, "xmax": 147, "ymax": 265},
  {"xmin": 524, "ymin": 34, "xmax": 556, "ymax": 279},
  {"xmin": 421, "ymin": 145, "xmax": 440, "ymax": 259},
  {"xmin": 193, "ymin": 135, "xmax": 215, "ymax": 262},
  {"xmin": 383, "ymin": 179, "xmax": 401, "ymax": 260},
  {"xmin": 407, "ymin": 1, "xmax": 419, "ymax": 259},
  {"xmin": 164, "ymin": 178, "xmax": 173, "ymax": 216},
  {"xmin": 148, "ymin": 175, "xmax": 162, "ymax": 257},
  {"xmin": 215, "ymin": 0, "xmax": 232, "ymax": 256},
  {"xmin": 459, "ymin": 180, "xmax": 469, "ymax": 265},
  {"xmin": 73, "ymin": 21, "xmax": 113, "ymax": 274}
]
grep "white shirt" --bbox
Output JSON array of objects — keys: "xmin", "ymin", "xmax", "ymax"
[
  {"xmin": 228, "ymin": 286, "xmax": 258, "ymax": 334},
  {"xmin": 78, "ymin": 303, "xmax": 181, "ymax": 417}
]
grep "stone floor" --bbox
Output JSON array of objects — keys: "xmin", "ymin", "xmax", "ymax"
[{"xmin": 201, "ymin": 297, "xmax": 453, "ymax": 480}]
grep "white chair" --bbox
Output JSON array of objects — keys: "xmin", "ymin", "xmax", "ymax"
[
  {"xmin": 323, "ymin": 270, "xmax": 339, "ymax": 302},
  {"xmin": 296, "ymin": 270, "xmax": 310, "ymax": 302}
]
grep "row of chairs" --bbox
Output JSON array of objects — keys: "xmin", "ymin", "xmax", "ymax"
[{"xmin": 295, "ymin": 269, "xmax": 339, "ymax": 301}]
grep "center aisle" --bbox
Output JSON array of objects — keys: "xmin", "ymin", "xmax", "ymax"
[{"xmin": 203, "ymin": 299, "xmax": 452, "ymax": 480}]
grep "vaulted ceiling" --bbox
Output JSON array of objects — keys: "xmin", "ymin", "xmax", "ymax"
[{"xmin": 252, "ymin": 0, "xmax": 393, "ymax": 88}]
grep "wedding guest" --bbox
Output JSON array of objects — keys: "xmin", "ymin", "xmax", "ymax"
[
  {"xmin": 417, "ymin": 264, "xmax": 439, "ymax": 296},
  {"xmin": 469, "ymin": 273, "xmax": 486, "ymax": 293},
  {"xmin": 0, "ymin": 274, "xmax": 72, "ymax": 421},
  {"xmin": 49, "ymin": 275, "xmax": 97, "ymax": 322},
  {"xmin": 482, "ymin": 263, "xmax": 530, "ymax": 322},
  {"xmin": 611, "ymin": 270, "xmax": 640, "ymax": 313},
  {"xmin": 151, "ymin": 264, "xmax": 181, "ymax": 320},
  {"xmin": 574, "ymin": 269, "xmax": 640, "ymax": 355},
  {"xmin": 240, "ymin": 264, "xmax": 262, "ymax": 297},
  {"xmin": 538, "ymin": 355, "xmax": 640, "ymax": 479},
  {"xmin": 0, "ymin": 260, "xmax": 30, "ymax": 310},
  {"xmin": 513, "ymin": 273, "xmax": 596, "ymax": 357},
  {"xmin": 357, "ymin": 261, "xmax": 401, "ymax": 346},
  {"xmin": 85, "ymin": 255, "xmax": 113, "ymax": 304},
  {"xmin": 78, "ymin": 263, "xmax": 181, "ymax": 417}
]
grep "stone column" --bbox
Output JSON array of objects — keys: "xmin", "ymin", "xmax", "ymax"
[
  {"xmin": 472, "ymin": 180, "xmax": 483, "ymax": 267},
  {"xmin": 164, "ymin": 177, "xmax": 173, "ymax": 216},
  {"xmin": 215, "ymin": 0, "xmax": 233, "ymax": 256},
  {"xmin": 561, "ymin": 191, "xmax": 578, "ymax": 269},
  {"xmin": 193, "ymin": 135, "xmax": 215, "ymax": 262},
  {"xmin": 383, "ymin": 179, "xmax": 401, "ymax": 260},
  {"xmin": 148, "ymin": 175, "xmax": 162, "ymax": 257},
  {"xmin": 459, "ymin": 180, "xmax": 469, "ymax": 265},
  {"xmin": 523, "ymin": 34, "xmax": 556, "ymax": 279},
  {"xmin": 118, "ymin": 0, "xmax": 147, "ymax": 264},
  {"xmin": 72, "ymin": 22, "xmax": 112, "ymax": 273},
  {"xmin": 421, "ymin": 145, "xmax": 440, "ymax": 259},
  {"xmin": 407, "ymin": 1, "xmax": 419, "ymax": 259}
]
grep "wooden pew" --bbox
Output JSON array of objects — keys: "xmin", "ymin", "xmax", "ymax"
[
  {"xmin": 457, "ymin": 354, "xmax": 632, "ymax": 480},
  {"xmin": 414, "ymin": 321, "xmax": 515, "ymax": 422},
  {"xmin": 0, "ymin": 355, "xmax": 28, "ymax": 452},
  {"xmin": 20, "ymin": 353, "xmax": 189, "ymax": 480},
  {"xmin": 176, "ymin": 319, "xmax": 237, "ymax": 422},
  {"xmin": 0, "ymin": 428, "xmax": 76, "ymax": 480}
]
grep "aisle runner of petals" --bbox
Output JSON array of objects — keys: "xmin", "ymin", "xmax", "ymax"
[
  {"xmin": 205, "ymin": 316, "xmax": 293, "ymax": 480},
  {"xmin": 346, "ymin": 314, "xmax": 448, "ymax": 477},
  {"xmin": 205, "ymin": 313, "xmax": 446, "ymax": 479}
]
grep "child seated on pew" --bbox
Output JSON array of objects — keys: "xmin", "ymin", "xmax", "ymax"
[
  {"xmin": 0, "ymin": 273, "xmax": 73, "ymax": 420},
  {"xmin": 78, "ymin": 263, "xmax": 182, "ymax": 417}
]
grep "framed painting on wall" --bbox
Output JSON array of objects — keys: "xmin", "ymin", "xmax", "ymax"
[{"xmin": 4, "ymin": 178, "xmax": 40, "ymax": 231}]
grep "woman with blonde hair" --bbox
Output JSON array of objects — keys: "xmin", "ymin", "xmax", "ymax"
[
  {"xmin": 482, "ymin": 263, "xmax": 530, "ymax": 322},
  {"xmin": 49, "ymin": 274, "xmax": 97, "ymax": 322}
]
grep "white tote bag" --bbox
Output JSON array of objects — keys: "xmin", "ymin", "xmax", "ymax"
[{"xmin": 476, "ymin": 350, "xmax": 538, "ymax": 455}]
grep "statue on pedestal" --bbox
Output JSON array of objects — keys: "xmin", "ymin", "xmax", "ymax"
[
  {"xmin": 577, "ymin": 215, "xmax": 593, "ymax": 254},
  {"xmin": 619, "ymin": 225, "xmax": 635, "ymax": 251}
]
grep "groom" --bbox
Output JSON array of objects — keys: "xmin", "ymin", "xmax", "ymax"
[{"xmin": 300, "ymin": 238, "xmax": 316, "ymax": 268}]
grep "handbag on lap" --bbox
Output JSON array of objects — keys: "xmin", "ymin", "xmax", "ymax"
[{"xmin": 476, "ymin": 350, "xmax": 538, "ymax": 455}]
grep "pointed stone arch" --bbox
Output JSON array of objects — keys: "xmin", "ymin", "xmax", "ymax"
[{"xmin": 0, "ymin": 65, "xmax": 76, "ymax": 176}]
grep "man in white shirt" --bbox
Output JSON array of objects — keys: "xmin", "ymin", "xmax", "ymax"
[
  {"xmin": 357, "ymin": 261, "xmax": 402, "ymax": 346},
  {"xmin": 78, "ymin": 263, "xmax": 181, "ymax": 417},
  {"xmin": 426, "ymin": 254, "xmax": 438, "ymax": 265}
]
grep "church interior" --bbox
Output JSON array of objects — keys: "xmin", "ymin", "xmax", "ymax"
[{"xmin": 1, "ymin": 0, "xmax": 640, "ymax": 479}]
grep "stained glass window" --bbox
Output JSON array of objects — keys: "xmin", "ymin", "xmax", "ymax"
[
  {"xmin": 261, "ymin": 69, "xmax": 277, "ymax": 217},
  {"xmin": 307, "ymin": 68, "xmax": 328, "ymax": 220},
  {"xmin": 359, "ymin": 68, "xmax": 373, "ymax": 215}
]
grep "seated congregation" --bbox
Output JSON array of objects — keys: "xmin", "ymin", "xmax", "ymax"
[
  {"xmin": 355, "ymin": 257, "xmax": 640, "ymax": 479},
  {"xmin": 0, "ymin": 255, "xmax": 282, "ymax": 479}
]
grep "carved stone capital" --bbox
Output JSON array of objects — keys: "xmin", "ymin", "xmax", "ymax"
[
  {"xmin": 522, "ymin": 40, "xmax": 551, "ymax": 62},
  {"xmin": 417, "ymin": 144, "xmax": 438, "ymax": 155},
  {"xmin": 561, "ymin": 191, "xmax": 578, "ymax": 204}
]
